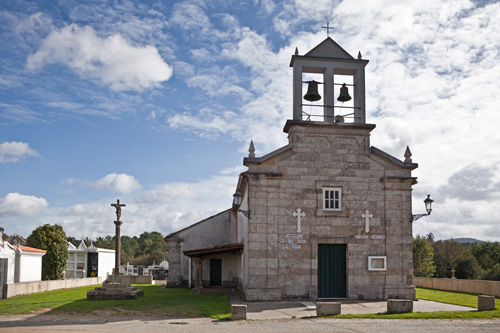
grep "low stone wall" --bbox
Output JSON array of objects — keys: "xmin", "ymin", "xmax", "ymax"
[
  {"xmin": 116, "ymin": 275, "xmax": 153, "ymax": 285},
  {"xmin": 413, "ymin": 277, "xmax": 500, "ymax": 297},
  {"xmin": 5, "ymin": 277, "xmax": 102, "ymax": 299}
]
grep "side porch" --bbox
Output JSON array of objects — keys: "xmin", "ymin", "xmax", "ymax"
[{"xmin": 183, "ymin": 243, "xmax": 243, "ymax": 294}]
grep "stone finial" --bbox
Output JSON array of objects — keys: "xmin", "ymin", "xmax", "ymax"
[
  {"xmin": 295, "ymin": 47, "xmax": 299, "ymax": 55},
  {"xmin": 404, "ymin": 146, "xmax": 412, "ymax": 163},
  {"xmin": 248, "ymin": 140, "xmax": 255, "ymax": 159},
  {"xmin": 358, "ymin": 51, "xmax": 362, "ymax": 59}
]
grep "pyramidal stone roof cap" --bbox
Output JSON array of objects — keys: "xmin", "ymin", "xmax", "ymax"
[
  {"xmin": 290, "ymin": 37, "xmax": 369, "ymax": 66},
  {"xmin": 305, "ymin": 37, "xmax": 354, "ymax": 59}
]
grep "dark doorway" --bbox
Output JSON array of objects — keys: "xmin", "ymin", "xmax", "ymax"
[
  {"xmin": 209, "ymin": 259, "xmax": 222, "ymax": 286},
  {"xmin": 0, "ymin": 258, "xmax": 8, "ymax": 299},
  {"xmin": 318, "ymin": 244, "xmax": 347, "ymax": 298},
  {"xmin": 87, "ymin": 253, "xmax": 98, "ymax": 277}
]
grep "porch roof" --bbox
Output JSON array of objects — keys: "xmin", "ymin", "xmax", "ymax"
[{"xmin": 183, "ymin": 243, "xmax": 243, "ymax": 258}]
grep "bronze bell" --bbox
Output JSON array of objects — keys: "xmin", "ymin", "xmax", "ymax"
[
  {"xmin": 337, "ymin": 83, "xmax": 352, "ymax": 102},
  {"xmin": 303, "ymin": 80, "xmax": 321, "ymax": 102}
]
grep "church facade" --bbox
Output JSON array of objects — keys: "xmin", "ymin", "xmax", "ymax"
[{"xmin": 166, "ymin": 37, "xmax": 417, "ymax": 301}]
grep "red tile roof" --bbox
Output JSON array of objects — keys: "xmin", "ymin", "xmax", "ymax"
[{"xmin": 12, "ymin": 245, "xmax": 47, "ymax": 254}]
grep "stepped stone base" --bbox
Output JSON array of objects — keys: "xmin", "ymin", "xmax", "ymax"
[{"xmin": 87, "ymin": 280, "xmax": 144, "ymax": 300}]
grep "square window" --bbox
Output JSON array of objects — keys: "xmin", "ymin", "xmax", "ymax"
[
  {"xmin": 368, "ymin": 256, "xmax": 387, "ymax": 271},
  {"xmin": 323, "ymin": 188, "xmax": 341, "ymax": 211}
]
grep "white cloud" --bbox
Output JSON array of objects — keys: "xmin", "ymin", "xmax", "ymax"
[
  {"xmin": 0, "ymin": 141, "xmax": 40, "ymax": 163},
  {"xmin": 26, "ymin": 24, "xmax": 172, "ymax": 91},
  {"xmin": 91, "ymin": 173, "xmax": 142, "ymax": 194},
  {"xmin": 19, "ymin": 172, "xmax": 239, "ymax": 238},
  {"xmin": 164, "ymin": 1, "xmax": 500, "ymax": 242},
  {"xmin": 170, "ymin": 1, "xmax": 211, "ymax": 31},
  {"xmin": 256, "ymin": 0, "xmax": 276, "ymax": 14},
  {"xmin": 61, "ymin": 178, "xmax": 78, "ymax": 186},
  {"xmin": 0, "ymin": 193, "xmax": 48, "ymax": 217}
]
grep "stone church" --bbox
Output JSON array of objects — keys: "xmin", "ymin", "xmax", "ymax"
[{"xmin": 166, "ymin": 37, "xmax": 418, "ymax": 301}]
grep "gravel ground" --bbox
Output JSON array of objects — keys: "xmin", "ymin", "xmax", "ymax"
[{"xmin": 1, "ymin": 314, "xmax": 500, "ymax": 332}]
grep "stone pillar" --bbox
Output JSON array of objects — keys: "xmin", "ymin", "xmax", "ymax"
[
  {"xmin": 231, "ymin": 304, "xmax": 247, "ymax": 320},
  {"xmin": 387, "ymin": 299, "xmax": 413, "ymax": 313},
  {"xmin": 192, "ymin": 257, "xmax": 203, "ymax": 294},
  {"xmin": 324, "ymin": 66, "xmax": 335, "ymax": 123},
  {"xmin": 114, "ymin": 220, "xmax": 123, "ymax": 276},
  {"xmin": 166, "ymin": 238, "xmax": 182, "ymax": 287},
  {"xmin": 478, "ymin": 295, "xmax": 495, "ymax": 311},
  {"xmin": 317, "ymin": 302, "xmax": 341, "ymax": 316}
]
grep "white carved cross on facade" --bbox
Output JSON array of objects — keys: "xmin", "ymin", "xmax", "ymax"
[
  {"xmin": 362, "ymin": 210, "xmax": 373, "ymax": 233},
  {"xmin": 293, "ymin": 208, "xmax": 306, "ymax": 233}
]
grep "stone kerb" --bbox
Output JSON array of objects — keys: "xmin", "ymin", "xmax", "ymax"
[
  {"xmin": 316, "ymin": 302, "xmax": 341, "ymax": 316},
  {"xmin": 231, "ymin": 304, "xmax": 247, "ymax": 320},
  {"xmin": 478, "ymin": 295, "xmax": 496, "ymax": 311},
  {"xmin": 387, "ymin": 299, "xmax": 413, "ymax": 313}
]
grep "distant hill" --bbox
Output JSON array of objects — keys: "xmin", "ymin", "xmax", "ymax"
[{"xmin": 445, "ymin": 237, "xmax": 484, "ymax": 244}]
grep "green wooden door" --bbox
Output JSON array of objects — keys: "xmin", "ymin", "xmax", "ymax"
[
  {"xmin": 318, "ymin": 244, "xmax": 347, "ymax": 298},
  {"xmin": 210, "ymin": 259, "xmax": 222, "ymax": 286}
]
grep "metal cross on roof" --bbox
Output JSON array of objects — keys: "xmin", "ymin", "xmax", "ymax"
[{"xmin": 322, "ymin": 21, "xmax": 334, "ymax": 37}]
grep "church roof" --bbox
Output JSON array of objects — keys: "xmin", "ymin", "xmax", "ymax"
[
  {"xmin": 290, "ymin": 37, "xmax": 368, "ymax": 67},
  {"xmin": 244, "ymin": 143, "xmax": 293, "ymax": 166},
  {"xmin": 183, "ymin": 243, "xmax": 243, "ymax": 257},
  {"xmin": 370, "ymin": 146, "xmax": 418, "ymax": 170},
  {"xmin": 165, "ymin": 209, "xmax": 232, "ymax": 240},
  {"xmin": 305, "ymin": 37, "xmax": 354, "ymax": 59}
]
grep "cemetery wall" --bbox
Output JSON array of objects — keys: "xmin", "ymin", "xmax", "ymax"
[
  {"xmin": 5, "ymin": 277, "xmax": 102, "ymax": 298},
  {"xmin": 118, "ymin": 275, "xmax": 153, "ymax": 284},
  {"xmin": 413, "ymin": 277, "xmax": 500, "ymax": 297}
]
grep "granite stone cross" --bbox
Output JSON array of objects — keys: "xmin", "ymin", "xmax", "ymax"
[
  {"xmin": 362, "ymin": 210, "xmax": 373, "ymax": 233},
  {"xmin": 293, "ymin": 208, "xmax": 306, "ymax": 233},
  {"xmin": 111, "ymin": 199, "xmax": 126, "ymax": 221},
  {"xmin": 111, "ymin": 199, "xmax": 126, "ymax": 276}
]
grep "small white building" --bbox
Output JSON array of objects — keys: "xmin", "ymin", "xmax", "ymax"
[
  {"xmin": 1, "ymin": 231, "xmax": 46, "ymax": 295},
  {"xmin": 66, "ymin": 240, "xmax": 115, "ymax": 279},
  {"xmin": 0, "ymin": 240, "xmax": 17, "ymax": 285},
  {"xmin": 13, "ymin": 245, "xmax": 46, "ymax": 282}
]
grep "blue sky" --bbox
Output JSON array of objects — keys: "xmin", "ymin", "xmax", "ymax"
[{"xmin": 1, "ymin": 0, "xmax": 500, "ymax": 241}]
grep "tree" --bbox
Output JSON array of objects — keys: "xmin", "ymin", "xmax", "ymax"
[
  {"xmin": 27, "ymin": 224, "xmax": 69, "ymax": 280},
  {"xmin": 432, "ymin": 240, "xmax": 465, "ymax": 278},
  {"xmin": 470, "ymin": 242, "xmax": 500, "ymax": 272},
  {"xmin": 469, "ymin": 242, "xmax": 500, "ymax": 281},
  {"xmin": 482, "ymin": 263, "xmax": 500, "ymax": 281},
  {"xmin": 455, "ymin": 253, "xmax": 481, "ymax": 279},
  {"xmin": 433, "ymin": 240, "xmax": 483, "ymax": 279},
  {"xmin": 67, "ymin": 231, "xmax": 169, "ymax": 266},
  {"xmin": 413, "ymin": 235, "xmax": 436, "ymax": 277}
]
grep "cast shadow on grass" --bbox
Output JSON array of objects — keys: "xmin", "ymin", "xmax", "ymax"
[{"xmin": 0, "ymin": 285, "xmax": 231, "ymax": 329}]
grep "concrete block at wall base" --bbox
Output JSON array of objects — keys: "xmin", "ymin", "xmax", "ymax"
[
  {"xmin": 316, "ymin": 302, "xmax": 341, "ymax": 316},
  {"xmin": 478, "ymin": 295, "xmax": 496, "ymax": 311},
  {"xmin": 387, "ymin": 299, "xmax": 413, "ymax": 313},
  {"xmin": 231, "ymin": 304, "xmax": 247, "ymax": 320}
]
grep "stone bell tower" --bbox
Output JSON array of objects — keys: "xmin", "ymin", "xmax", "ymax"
[
  {"xmin": 238, "ymin": 37, "xmax": 417, "ymax": 301},
  {"xmin": 290, "ymin": 37, "xmax": 368, "ymax": 124}
]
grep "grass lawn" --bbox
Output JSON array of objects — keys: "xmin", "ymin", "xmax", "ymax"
[
  {"xmin": 326, "ymin": 288, "xmax": 500, "ymax": 319},
  {"xmin": 0, "ymin": 285, "xmax": 231, "ymax": 319},
  {"xmin": 2, "ymin": 285, "xmax": 499, "ymax": 320}
]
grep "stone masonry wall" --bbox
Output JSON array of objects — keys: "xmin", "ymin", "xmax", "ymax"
[{"xmin": 244, "ymin": 122, "xmax": 416, "ymax": 300}]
